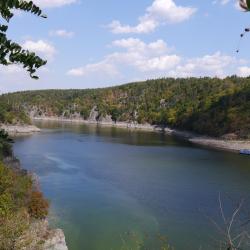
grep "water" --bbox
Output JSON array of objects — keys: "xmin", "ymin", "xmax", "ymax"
[{"xmin": 13, "ymin": 121, "xmax": 250, "ymax": 250}]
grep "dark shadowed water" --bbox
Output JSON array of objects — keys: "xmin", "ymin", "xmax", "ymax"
[{"xmin": 13, "ymin": 121, "xmax": 250, "ymax": 250}]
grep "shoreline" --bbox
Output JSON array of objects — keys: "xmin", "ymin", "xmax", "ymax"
[
  {"xmin": 32, "ymin": 116, "xmax": 250, "ymax": 154},
  {"xmin": 0, "ymin": 124, "xmax": 41, "ymax": 136},
  {"xmin": 3, "ymin": 156, "xmax": 68, "ymax": 250}
]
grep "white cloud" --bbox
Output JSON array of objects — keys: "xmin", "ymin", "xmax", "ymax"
[
  {"xmin": 112, "ymin": 38, "xmax": 170, "ymax": 55},
  {"xmin": 108, "ymin": 20, "xmax": 158, "ymax": 34},
  {"xmin": 22, "ymin": 40, "xmax": 56, "ymax": 60},
  {"xmin": 67, "ymin": 38, "xmax": 180, "ymax": 77},
  {"xmin": 213, "ymin": 0, "xmax": 241, "ymax": 9},
  {"xmin": 33, "ymin": 0, "xmax": 77, "ymax": 8},
  {"xmin": 135, "ymin": 55, "xmax": 181, "ymax": 71},
  {"xmin": 171, "ymin": 52, "xmax": 235, "ymax": 78},
  {"xmin": 221, "ymin": 0, "xmax": 230, "ymax": 4},
  {"xmin": 108, "ymin": 0, "xmax": 196, "ymax": 34},
  {"xmin": 213, "ymin": 0, "xmax": 231, "ymax": 5},
  {"xmin": 67, "ymin": 38, "xmax": 248, "ymax": 80},
  {"xmin": 49, "ymin": 29, "xmax": 75, "ymax": 38},
  {"xmin": 67, "ymin": 62, "xmax": 119, "ymax": 77},
  {"xmin": 238, "ymin": 66, "xmax": 250, "ymax": 77}
]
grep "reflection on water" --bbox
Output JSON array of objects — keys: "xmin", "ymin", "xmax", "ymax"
[{"xmin": 13, "ymin": 120, "xmax": 250, "ymax": 250}]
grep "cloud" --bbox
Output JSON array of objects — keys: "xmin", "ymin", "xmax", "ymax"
[
  {"xmin": 67, "ymin": 38, "xmax": 180, "ymax": 77},
  {"xmin": 111, "ymin": 38, "xmax": 170, "ymax": 55},
  {"xmin": 67, "ymin": 62, "xmax": 119, "ymax": 77},
  {"xmin": 67, "ymin": 38, "xmax": 247, "ymax": 80},
  {"xmin": 238, "ymin": 66, "xmax": 250, "ymax": 77},
  {"xmin": 213, "ymin": 0, "xmax": 231, "ymax": 5},
  {"xmin": 169, "ymin": 52, "xmax": 236, "ymax": 78},
  {"xmin": 32, "ymin": 0, "xmax": 77, "ymax": 8},
  {"xmin": 136, "ymin": 55, "xmax": 181, "ymax": 71},
  {"xmin": 212, "ymin": 0, "xmax": 240, "ymax": 9},
  {"xmin": 49, "ymin": 29, "xmax": 75, "ymax": 38},
  {"xmin": 108, "ymin": 0, "xmax": 197, "ymax": 34},
  {"xmin": 221, "ymin": 0, "xmax": 230, "ymax": 4},
  {"xmin": 22, "ymin": 40, "xmax": 56, "ymax": 60}
]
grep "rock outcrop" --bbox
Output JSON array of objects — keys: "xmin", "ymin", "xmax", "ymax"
[
  {"xmin": 43, "ymin": 228, "xmax": 68, "ymax": 250},
  {"xmin": 1, "ymin": 124, "xmax": 40, "ymax": 135},
  {"xmin": 98, "ymin": 114, "xmax": 113, "ymax": 123},
  {"xmin": 88, "ymin": 106, "xmax": 99, "ymax": 122},
  {"xmin": 16, "ymin": 220, "xmax": 68, "ymax": 250}
]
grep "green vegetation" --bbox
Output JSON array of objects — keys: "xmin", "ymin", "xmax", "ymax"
[
  {"xmin": 0, "ymin": 130, "xmax": 13, "ymax": 160},
  {"xmin": 0, "ymin": 130, "xmax": 49, "ymax": 249},
  {"xmin": 0, "ymin": 0, "xmax": 46, "ymax": 78},
  {"xmin": 1, "ymin": 76, "xmax": 249, "ymax": 138},
  {"xmin": 0, "ymin": 98, "xmax": 31, "ymax": 124}
]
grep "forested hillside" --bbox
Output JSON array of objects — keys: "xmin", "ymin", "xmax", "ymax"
[{"xmin": 0, "ymin": 77, "xmax": 249, "ymax": 139}]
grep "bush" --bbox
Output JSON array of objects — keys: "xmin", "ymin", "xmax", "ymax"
[
  {"xmin": 28, "ymin": 191, "xmax": 49, "ymax": 219},
  {"xmin": 0, "ymin": 209, "xmax": 30, "ymax": 250}
]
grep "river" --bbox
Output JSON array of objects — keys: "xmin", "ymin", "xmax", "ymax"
[{"xmin": 13, "ymin": 121, "xmax": 250, "ymax": 250}]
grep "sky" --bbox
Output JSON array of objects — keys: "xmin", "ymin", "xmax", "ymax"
[{"xmin": 1, "ymin": 0, "xmax": 250, "ymax": 93}]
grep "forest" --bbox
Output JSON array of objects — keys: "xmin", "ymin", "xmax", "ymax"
[{"xmin": 0, "ymin": 76, "xmax": 249, "ymax": 139}]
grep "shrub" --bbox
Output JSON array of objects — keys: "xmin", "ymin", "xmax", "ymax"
[
  {"xmin": 28, "ymin": 191, "xmax": 49, "ymax": 219},
  {"xmin": 0, "ymin": 209, "xmax": 30, "ymax": 250}
]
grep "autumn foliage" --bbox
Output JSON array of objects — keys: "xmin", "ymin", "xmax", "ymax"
[{"xmin": 28, "ymin": 190, "xmax": 49, "ymax": 219}]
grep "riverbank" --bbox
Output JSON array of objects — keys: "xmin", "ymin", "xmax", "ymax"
[
  {"xmin": 32, "ymin": 117, "xmax": 250, "ymax": 153},
  {"xmin": 189, "ymin": 138, "xmax": 250, "ymax": 153},
  {"xmin": 0, "ymin": 129, "xmax": 68, "ymax": 250},
  {"xmin": 0, "ymin": 124, "xmax": 40, "ymax": 135},
  {"xmin": 2, "ymin": 156, "xmax": 68, "ymax": 250}
]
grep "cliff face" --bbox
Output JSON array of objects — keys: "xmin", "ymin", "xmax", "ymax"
[{"xmin": 30, "ymin": 105, "xmax": 114, "ymax": 124}]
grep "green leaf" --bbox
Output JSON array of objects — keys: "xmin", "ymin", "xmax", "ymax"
[
  {"xmin": 247, "ymin": 0, "xmax": 250, "ymax": 9},
  {"xmin": 0, "ymin": 0, "xmax": 47, "ymax": 78}
]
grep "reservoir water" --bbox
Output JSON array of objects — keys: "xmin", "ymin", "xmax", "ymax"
[{"xmin": 13, "ymin": 121, "xmax": 250, "ymax": 250}]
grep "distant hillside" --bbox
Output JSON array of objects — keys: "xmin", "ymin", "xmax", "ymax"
[{"xmin": 0, "ymin": 77, "xmax": 249, "ymax": 139}]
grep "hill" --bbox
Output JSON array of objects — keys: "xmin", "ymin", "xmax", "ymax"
[{"xmin": 0, "ymin": 76, "xmax": 249, "ymax": 139}]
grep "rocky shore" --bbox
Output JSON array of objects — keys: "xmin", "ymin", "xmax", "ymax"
[
  {"xmin": 0, "ymin": 124, "xmax": 40, "ymax": 135},
  {"xmin": 3, "ymin": 157, "xmax": 68, "ymax": 250},
  {"xmin": 16, "ymin": 219, "xmax": 68, "ymax": 250},
  {"xmin": 189, "ymin": 138, "xmax": 250, "ymax": 153},
  {"xmin": 32, "ymin": 116, "xmax": 250, "ymax": 153}
]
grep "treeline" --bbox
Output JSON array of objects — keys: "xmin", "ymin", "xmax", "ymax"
[{"xmin": 0, "ymin": 76, "xmax": 250, "ymax": 138}]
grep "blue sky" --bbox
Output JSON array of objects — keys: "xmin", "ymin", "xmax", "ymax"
[{"xmin": 1, "ymin": 0, "xmax": 250, "ymax": 93}]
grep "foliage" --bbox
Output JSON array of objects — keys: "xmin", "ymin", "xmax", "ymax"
[
  {"xmin": 0, "ymin": 132, "xmax": 49, "ymax": 248},
  {"xmin": 0, "ymin": 161, "xmax": 49, "ymax": 248},
  {"xmin": 0, "ymin": 129, "xmax": 13, "ymax": 160},
  {"xmin": 1, "ymin": 76, "xmax": 249, "ymax": 138},
  {"xmin": 28, "ymin": 190, "xmax": 49, "ymax": 219},
  {"xmin": 0, "ymin": 98, "xmax": 31, "ymax": 124},
  {"xmin": 0, "ymin": 0, "xmax": 47, "ymax": 78},
  {"xmin": 0, "ymin": 208, "xmax": 30, "ymax": 250}
]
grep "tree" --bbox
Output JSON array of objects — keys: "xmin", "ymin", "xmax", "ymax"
[{"xmin": 0, "ymin": 0, "xmax": 47, "ymax": 79}]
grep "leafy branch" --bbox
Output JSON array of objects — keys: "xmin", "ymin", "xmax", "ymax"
[{"xmin": 0, "ymin": 0, "xmax": 47, "ymax": 79}]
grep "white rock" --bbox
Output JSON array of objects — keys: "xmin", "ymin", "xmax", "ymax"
[{"xmin": 43, "ymin": 229, "xmax": 68, "ymax": 250}]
